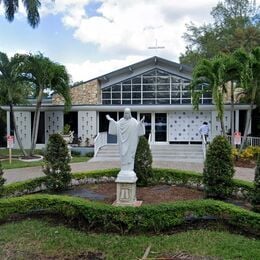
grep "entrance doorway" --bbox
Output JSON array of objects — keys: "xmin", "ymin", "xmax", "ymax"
[{"xmin": 155, "ymin": 113, "xmax": 167, "ymax": 142}]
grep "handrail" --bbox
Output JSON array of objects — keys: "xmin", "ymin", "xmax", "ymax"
[
  {"xmin": 94, "ymin": 132, "xmax": 107, "ymax": 157},
  {"xmin": 202, "ymin": 134, "xmax": 207, "ymax": 160},
  {"xmin": 226, "ymin": 135, "xmax": 260, "ymax": 147}
]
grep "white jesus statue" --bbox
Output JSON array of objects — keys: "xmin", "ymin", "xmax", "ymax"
[{"xmin": 106, "ymin": 108, "xmax": 145, "ymax": 182}]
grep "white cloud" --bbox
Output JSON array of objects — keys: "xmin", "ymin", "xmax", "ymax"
[{"xmin": 65, "ymin": 55, "xmax": 147, "ymax": 82}]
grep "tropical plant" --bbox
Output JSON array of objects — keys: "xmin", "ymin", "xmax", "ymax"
[
  {"xmin": 0, "ymin": 52, "xmax": 31, "ymax": 156},
  {"xmin": 43, "ymin": 133, "xmax": 71, "ymax": 191},
  {"xmin": 19, "ymin": 53, "xmax": 71, "ymax": 156},
  {"xmin": 134, "ymin": 136, "xmax": 153, "ymax": 186},
  {"xmin": 252, "ymin": 153, "xmax": 260, "ymax": 212},
  {"xmin": 180, "ymin": 0, "xmax": 260, "ymax": 66},
  {"xmin": 191, "ymin": 55, "xmax": 228, "ymax": 135},
  {"xmin": 203, "ymin": 135, "xmax": 235, "ymax": 199},
  {"xmin": 0, "ymin": 0, "xmax": 41, "ymax": 28}
]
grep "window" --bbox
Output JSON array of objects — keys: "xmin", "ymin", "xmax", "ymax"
[{"xmin": 101, "ymin": 69, "xmax": 211, "ymax": 105}]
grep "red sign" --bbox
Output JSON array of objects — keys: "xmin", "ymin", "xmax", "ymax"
[
  {"xmin": 7, "ymin": 135, "xmax": 14, "ymax": 148},
  {"xmin": 234, "ymin": 131, "xmax": 241, "ymax": 145}
]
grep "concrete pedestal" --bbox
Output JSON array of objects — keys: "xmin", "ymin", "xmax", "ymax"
[{"xmin": 113, "ymin": 170, "xmax": 142, "ymax": 207}]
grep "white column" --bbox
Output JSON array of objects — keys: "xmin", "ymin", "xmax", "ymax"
[{"xmin": 6, "ymin": 111, "xmax": 10, "ymax": 136}]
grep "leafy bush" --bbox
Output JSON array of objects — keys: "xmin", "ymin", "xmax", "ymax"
[
  {"xmin": 0, "ymin": 160, "xmax": 6, "ymax": 196},
  {"xmin": 134, "ymin": 136, "xmax": 153, "ymax": 186},
  {"xmin": 43, "ymin": 133, "xmax": 71, "ymax": 191},
  {"xmin": 0, "ymin": 195, "xmax": 259, "ymax": 235},
  {"xmin": 203, "ymin": 135, "xmax": 235, "ymax": 199},
  {"xmin": 252, "ymin": 154, "xmax": 260, "ymax": 212}
]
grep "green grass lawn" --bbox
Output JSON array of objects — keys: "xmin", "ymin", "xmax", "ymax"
[
  {"xmin": 0, "ymin": 219, "xmax": 259, "ymax": 259},
  {"xmin": 0, "ymin": 148, "xmax": 90, "ymax": 169}
]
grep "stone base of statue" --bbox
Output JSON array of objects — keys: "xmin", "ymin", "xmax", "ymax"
[{"xmin": 113, "ymin": 170, "xmax": 142, "ymax": 207}]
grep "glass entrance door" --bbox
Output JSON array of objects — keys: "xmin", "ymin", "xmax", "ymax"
[
  {"xmin": 155, "ymin": 113, "xmax": 167, "ymax": 142},
  {"xmin": 140, "ymin": 113, "xmax": 152, "ymax": 140}
]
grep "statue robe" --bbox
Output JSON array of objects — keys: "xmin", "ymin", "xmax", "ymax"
[{"xmin": 108, "ymin": 117, "xmax": 145, "ymax": 171}]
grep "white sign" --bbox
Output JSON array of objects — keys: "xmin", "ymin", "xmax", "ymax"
[
  {"xmin": 234, "ymin": 131, "xmax": 241, "ymax": 145},
  {"xmin": 7, "ymin": 135, "xmax": 14, "ymax": 149}
]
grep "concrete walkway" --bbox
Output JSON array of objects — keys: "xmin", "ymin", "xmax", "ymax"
[{"xmin": 3, "ymin": 159, "xmax": 255, "ymax": 184}]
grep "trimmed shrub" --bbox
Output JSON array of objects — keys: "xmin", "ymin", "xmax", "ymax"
[
  {"xmin": 203, "ymin": 135, "xmax": 235, "ymax": 199},
  {"xmin": 252, "ymin": 153, "xmax": 260, "ymax": 212},
  {"xmin": 134, "ymin": 136, "xmax": 153, "ymax": 186},
  {"xmin": 0, "ymin": 195, "xmax": 259, "ymax": 235},
  {"xmin": 43, "ymin": 133, "xmax": 71, "ymax": 191},
  {"xmin": 0, "ymin": 160, "xmax": 5, "ymax": 196}
]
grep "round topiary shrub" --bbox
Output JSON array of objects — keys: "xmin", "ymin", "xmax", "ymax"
[
  {"xmin": 43, "ymin": 133, "xmax": 72, "ymax": 191},
  {"xmin": 134, "ymin": 136, "xmax": 153, "ymax": 186},
  {"xmin": 252, "ymin": 153, "xmax": 260, "ymax": 212},
  {"xmin": 0, "ymin": 160, "xmax": 5, "ymax": 196},
  {"xmin": 203, "ymin": 135, "xmax": 235, "ymax": 199}
]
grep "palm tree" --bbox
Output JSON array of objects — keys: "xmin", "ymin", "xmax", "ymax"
[
  {"xmin": 20, "ymin": 53, "xmax": 71, "ymax": 156},
  {"xmin": 191, "ymin": 55, "xmax": 228, "ymax": 135},
  {"xmin": 0, "ymin": 52, "xmax": 30, "ymax": 156},
  {"xmin": 233, "ymin": 47, "xmax": 260, "ymax": 151},
  {"xmin": 0, "ymin": 0, "xmax": 41, "ymax": 28}
]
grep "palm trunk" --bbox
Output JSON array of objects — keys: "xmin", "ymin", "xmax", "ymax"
[
  {"xmin": 9, "ymin": 103, "xmax": 28, "ymax": 156},
  {"xmin": 30, "ymin": 88, "xmax": 44, "ymax": 156},
  {"xmin": 231, "ymin": 81, "xmax": 235, "ymax": 145},
  {"xmin": 220, "ymin": 117, "xmax": 226, "ymax": 136},
  {"xmin": 239, "ymin": 81, "xmax": 257, "ymax": 152}
]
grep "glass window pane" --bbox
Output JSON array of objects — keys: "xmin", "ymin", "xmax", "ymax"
[
  {"xmin": 172, "ymin": 77, "xmax": 181, "ymax": 83},
  {"xmin": 102, "ymin": 93, "xmax": 111, "ymax": 99},
  {"xmin": 102, "ymin": 99, "xmax": 111, "ymax": 104},
  {"xmin": 157, "ymin": 99, "xmax": 170, "ymax": 104},
  {"xmin": 122, "ymin": 85, "xmax": 131, "ymax": 92},
  {"xmin": 171, "ymin": 92, "xmax": 180, "ymax": 98},
  {"xmin": 182, "ymin": 84, "xmax": 190, "ymax": 91},
  {"xmin": 132, "ymin": 99, "xmax": 141, "ymax": 104},
  {"xmin": 122, "ymin": 80, "xmax": 131, "ymax": 84},
  {"xmin": 132, "ymin": 85, "xmax": 140, "ymax": 91},
  {"xmin": 157, "ymin": 77, "xmax": 170, "ymax": 84},
  {"xmin": 157, "ymin": 84, "xmax": 170, "ymax": 91},
  {"xmin": 143, "ymin": 84, "xmax": 155, "ymax": 91},
  {"xmin": 157, "ymin": 92, "xmax": 169, "ymax": 98},
  {"xmin": 132, "ymin": 77, "xmax": 141, "ymax": 84},
  {"xmin": 112, "ymin": 99, "xmax": 121, "ymax": 104},
  {"xmin": 122, "ymin": 99, "xmax": 131, "ymax": 104},
  {"xmin": 132, "ymin": 92, "xmax": 141, "ymax": 98},
  {"xmin": 171, "ymin": 98, "xmax": 180, "ymax": 104},
  {"xmin": 203, "ymin": 91, "xmax": 212, "ymax": 98},
  {"xmin": 172, "ymin": 84, "xmax": 181, "ymax": 91},
  {"xmin": 143, "ymin": 77, "xmax": 156, "ymax": 84},
  {"xmin": 112, "ymin": 85, "xmax": 121, "ymax": 91},
  {"xmin": 122, "ymin": 92, "xmax": 131, "ymax": 99},
  {"xmin": 202, "ymin": 98, "xmax": 212, "ymax": 104},
  {"xmin": 143, "ymin": 99, "xmax": 155, "ymax": 104},
  {"xmin": 182, "ymin": 99, "xmax": 191, "ymax": 104},
  {"xmin": 103, "ymin": 87, "xmax": 111, "ymax": 93},
  {"xmin": 112, "ymin": 93, "xmax": 120, "ymax": 99},
  {"xmin": 182, "ymin": 91, "xmax": 191, "ymax": 98},
  {"xmin": 143, "ymin": 92, "xmax": 155, "ymax": 99}
]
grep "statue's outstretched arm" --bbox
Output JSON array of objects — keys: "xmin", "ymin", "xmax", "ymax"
[
  {"xmin": 140, "ymin": 116, "xmax": 145, "ymax": 123},
  {"xmin": 106, "ymin": 114, "xmax": 115, "ymax": 122}
]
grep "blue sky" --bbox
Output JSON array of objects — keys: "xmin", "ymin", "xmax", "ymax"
[{"xmin": 0, "ymin": 0, "xmax": 258, "ymax": 83}]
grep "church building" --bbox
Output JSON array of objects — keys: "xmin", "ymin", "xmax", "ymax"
[{"xmin": 1, "ymin": 56, "xmax": 251, "ymax": 149}]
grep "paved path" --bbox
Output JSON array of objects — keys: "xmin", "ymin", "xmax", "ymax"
[{"xmin": 3, "ymin": 159, "xmax": 255, "ymax": 184}]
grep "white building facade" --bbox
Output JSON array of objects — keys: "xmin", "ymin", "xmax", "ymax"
[{"xmin": 2, "ymin": 56, "xmax": 250, "ymax": 149}]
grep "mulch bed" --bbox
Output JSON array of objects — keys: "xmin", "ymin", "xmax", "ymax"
[{"xmin": 234, "ymin": 159, "xmax": 256, "ymax": 168}]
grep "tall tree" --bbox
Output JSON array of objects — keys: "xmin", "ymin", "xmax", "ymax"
[
  {"xmin": 0, "ymin": 0, "xmax": 41, "ymax": 28},
  {"xmin": 191, "ymin": 55, "xmax": 228, "ymax": 135},
  {"xmin": 180, "ymin": 0, "xmax": 260, "ymax": 66},
  {"xmin": 0, "ymin": 52, "xmax": 30, "ymax": 156},
  {"xmin": 20, "ymin": 53, "xmax": 71, "ymax": 156}
]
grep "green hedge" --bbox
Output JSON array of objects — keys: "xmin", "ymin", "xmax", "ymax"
[
  {"xmin": 2, "ymin": 168, "xmax": 253, "ymax": 199},
  {"xmin": 0, "ymin": 194, "xmax": 259, "ymax": 235}
]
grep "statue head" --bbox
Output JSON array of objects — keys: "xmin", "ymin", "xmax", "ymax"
[{"xmin": 123, "ymin": 108, "xmax": 132, "ymax": 120}]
